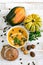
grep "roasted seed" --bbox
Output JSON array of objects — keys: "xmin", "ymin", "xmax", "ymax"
[
  {"xmin": 20, "ymin": 62, "xmax": 23, "ymax": 64},
  {"xmin": 0, "ymin": 35, "xmax": 3, "ymax": 36},
  {"xmin": 3, "ymin": 30, "xmax": 6, "ymax": 32},
  {"xmin": 9, "ymin": 8, "xmax": 11, "ymax": 10},
  {"xmin": 19, "ymin": 30, "xmax": 23, "ymax": 33},
  {"xmin": 12, "ymin": 29, "xmax": 14, "ymax": 31},
  {"xmin": 4, "ymin": 33, "xmax": 6, "ymax": 36},
  {"xmin": 31, "ymin": 44, "xmax": 35, "ymax": 49},
  {"xmin": 11, "ymin": 36, "xmax": 13, "ymax": 38},
  {"xmin": 3, "ymin": 16, "xmax": 6, "ymax": 19},
  {"xmin": 23, "ymin": 49, "xmax": 28, "ymax": 55},
  {"xmin": 1, "ymin": 40, "xmax": 4, "ymax": 42},
  {"xmin": 37, "ymin": 42, "xmax": 39, "ymax": 44},
  {"xmin": 10, "ymin": 33, "xmax": 12, "ymax": 36},
  {"xmin": 19, "ymin": 58, "xmax": 22, "ymax": 60},
  {"xmin": 4, "ymin": 27, "xmax": 7, "ymax": 30},
  {"xmin": 30, "ymin": 51, "xmax": 35, "ymax": 57},
  {"xmin": 8, "ymin": 27, "xmax": 11, "ymax": 29},
  {"xmin": 21, "ymin": 47, "xmax": 25, "ymax": 51},
  {"xmin": 4, "ymin": 20, "xmax": 6, "ymax": 22},
  {"xmin": 19, "ymin": 30, "xmax": 21, "ymax": 32},
  {"xmin": 32, "ymin": 62, "xmax": 35, "ymax": 65},
  {"xmin": 27, "ymin": 45, "xmax": 31, "ymax": 50},
  {"xmin": 27, "ymin": 63, "xmax": 30, "ymax": 65},
  {"xmin": 21, "ymin": 38, "xmax": 27, "ymax": 42},
  {"xmin": 6, "ymin": 23, "xmax": 9, "ymax": 25}
]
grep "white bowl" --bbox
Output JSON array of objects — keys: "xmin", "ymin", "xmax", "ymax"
[{"xmin": 7, "ymin": 25, "xmax": 29, "ymax": 48}]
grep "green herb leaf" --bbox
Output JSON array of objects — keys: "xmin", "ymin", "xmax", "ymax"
[
  {"xmin": 29, "ymin": 31, "xmax": 41, "ymax": 41},
  {"xmin": 14, "ymin": 37, "xmax": 21, "ymax": 45},
  {"xmin": 14, "ymin": 37, "xmax": 17, "ymax": 43}
]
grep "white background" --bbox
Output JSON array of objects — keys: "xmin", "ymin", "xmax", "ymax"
[
  {"xmin": 0, "ymin": 1, "xmax": 43, "ymax": 65},
  {"xmin": 0, "ymin": 0, "xmax": 43, "ymax": 3}
]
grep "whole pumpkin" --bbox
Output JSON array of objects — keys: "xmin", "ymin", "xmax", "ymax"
[
  {"xmin": 6, "ymin": 7, "xmax": 25, "ymax": 26},
  {"xmin": 24, "ymin": 14, "xmax": 42, "ymax": 32}
]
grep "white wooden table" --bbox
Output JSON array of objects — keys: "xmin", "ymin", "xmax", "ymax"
[
  {"xmin": 0, "ymin": 3, "xmax": 43, "ymax": 65},
  {"xmin": 0, "ymin": 0, "xmax": 43, "ymax": 2}
]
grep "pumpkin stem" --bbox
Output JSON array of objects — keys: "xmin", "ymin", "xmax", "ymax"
[{"xmin": 32, "ymin": 20, "xmax": 34, "ymax": 22}]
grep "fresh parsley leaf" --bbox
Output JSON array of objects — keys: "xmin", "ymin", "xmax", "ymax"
[
  {"xmin": 14, "ymin": 37, "xmax": 21, "ymax": 45},
  {"xmin": 29, "ymin": 31, "xmax": 41, "ymax": 41}
]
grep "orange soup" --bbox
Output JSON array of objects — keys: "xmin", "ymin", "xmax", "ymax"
[{"xmin": 7, "ymin": 26, "xmax": 28, "ymax": 48}]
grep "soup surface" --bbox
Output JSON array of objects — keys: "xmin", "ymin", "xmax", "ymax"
[{"xmin": 7, "ymin": 27, "xmax": 28, "ymax": 48}]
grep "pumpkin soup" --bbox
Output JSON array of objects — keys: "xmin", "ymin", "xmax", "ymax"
[{"xmin": 7, "ymin": 26, "xmax": 28, "ymax": 48}]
